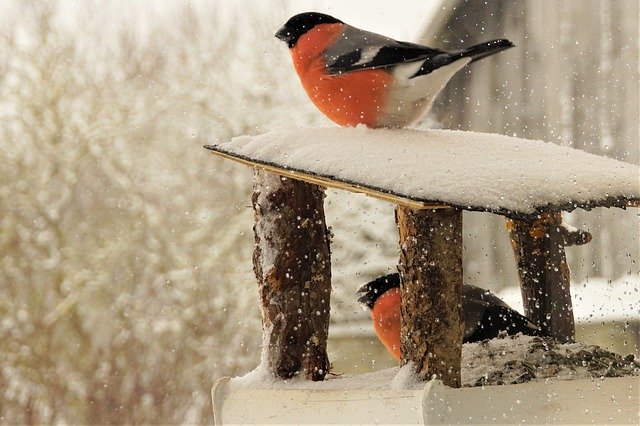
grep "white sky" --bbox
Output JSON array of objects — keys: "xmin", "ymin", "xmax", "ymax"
[
  {"xmin": 296, "ymin": 0, "xmax": 442, "ymax": 42},
  {"xmin": 2, "ymin": 1, "xmax": 441, "ymax": 47}
]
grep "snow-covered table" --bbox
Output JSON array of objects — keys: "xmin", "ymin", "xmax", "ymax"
[
  {"xmin": 205, "ymin": 127, "xmax": 639, "ymax": 387},
  {"xmin": 206, "ymin": 127, "xmax": 639, "ymax": 218}
]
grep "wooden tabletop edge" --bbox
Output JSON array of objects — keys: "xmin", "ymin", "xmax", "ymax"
[{"xmin": 205, "ymin": 146, "xmax": 640, "ymax": 215}]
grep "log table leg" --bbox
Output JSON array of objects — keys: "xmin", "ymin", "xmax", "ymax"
[
  {"xmin": 506, "ymin": 212, "xmax": 576, "ymax": 343},
  {"xmin": 396, "ymin": 206, "xmax": 463, "ymax": 387},
  {"xmin": 252, "ymin": 170, "xmax": 332, "ymax": 381}
]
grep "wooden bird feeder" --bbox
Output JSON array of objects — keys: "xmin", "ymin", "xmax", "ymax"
[{"xmin": 206, "ymin": 127, "xmax": 639, "ymax": 388}]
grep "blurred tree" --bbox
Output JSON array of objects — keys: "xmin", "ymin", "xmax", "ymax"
[{"xmin": 0, "ymin": 0, "xmax": 316, "ymax": 422}]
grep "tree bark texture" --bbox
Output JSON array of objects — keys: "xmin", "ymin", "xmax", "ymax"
[
  {"xmin": 506, "ymin": 212, "xmax": 575, "ymax": 343},
  {"xmin": 396, "ymin": 206, "xmax": 463, "ymax": 387},
  {"xmin": 252, "ymin": 170, "xmax": 332, "ymax": 381}
]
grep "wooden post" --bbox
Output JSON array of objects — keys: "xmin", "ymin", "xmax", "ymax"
[
  {"xmin": 252, "ymin": 170, "xmax": 332, "ymax": 380},
  {"xmin": 506, "ymin": 212, "xmax": 577, "ymax": 343},
  {"xmin": 396, "ymin": 206, "xmax": 463, "ymax": 387}
]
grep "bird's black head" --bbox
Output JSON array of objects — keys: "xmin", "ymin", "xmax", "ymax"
[
  {"xmin": 275, "ymin": 12, "xmax": 343, "ymax": 48},
  {"xmin": 356, "ymin": 273, "xmax": 400, "ymax": 309}
]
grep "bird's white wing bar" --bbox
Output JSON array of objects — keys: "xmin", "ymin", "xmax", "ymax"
[{"xmin": 351, "ymin": 45, "xmax": 383, "ymax": 66}]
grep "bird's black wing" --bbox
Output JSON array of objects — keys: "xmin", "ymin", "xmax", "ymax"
[
  {"xmin": 325, "ymin": 31, "xmax": 514, "ymax": 77},
  {"xmin": 465, "ymin": 305, "xmax": 542, "ymax": 343},
  {"xmin": 327, "ymin": 43, "xmax": 443, "ymax": 74},
  {"xmin": 463, "ymin": 284, "xmax": 512, "ymax": 309},
  {"xmin": 322, "ymin": 27, "xmax": 443, "ymax": 75}
]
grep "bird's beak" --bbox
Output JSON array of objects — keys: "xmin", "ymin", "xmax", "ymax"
[
  {"xmin": 356, "ymin": 283, "xmax": 369, "ymax": 295},
  {"xmin": 274, "ymin": 26, "xmax": 291, "ymax": 43},
  {"xmin": 356, "ymin": 284, "xmax": 374, "ymax": 308},
  {"xmin": 357, "ymin": 293, "xmax": 374, "ymax": 308}
]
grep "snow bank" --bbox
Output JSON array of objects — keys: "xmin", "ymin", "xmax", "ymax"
[
  {"xmin": 217, "ymin": 336, "xmax": 638, "ymax": 423},
  {"xmin": 207, "ymin": 126, "xmax": 639, "ymax": 216},
  {"xmin": 227, "ymin": 335, "xmax": 638, "ymax": 391},
  {"xmin": 498, "ymin": 276, "xmax": 640, "ymax": 322}
]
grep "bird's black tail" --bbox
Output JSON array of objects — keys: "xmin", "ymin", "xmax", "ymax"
[
  {"xmin": 412, "ymin": 39, "xmax": 514, "ymax": 77},
  {"xmin": 457, "ymin": 39, "xmax": 515, "ymax": 63}
]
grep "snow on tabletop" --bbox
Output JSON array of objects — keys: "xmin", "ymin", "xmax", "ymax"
[
  {"xmin": 228, "ymin": 335, "xmax": 639, "ymax": 391},
  {"xmin": 208, "ymin": 126, "xmax": 639, "ymax": 215}
]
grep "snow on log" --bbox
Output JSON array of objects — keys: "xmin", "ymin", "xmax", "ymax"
[
  {"xmin": 205, "ymin": 126, "xmax": 639, "ymax": 219},
  {"xmin": 252, "ymin": 170, "xmax": 332, "ymax": 381}
]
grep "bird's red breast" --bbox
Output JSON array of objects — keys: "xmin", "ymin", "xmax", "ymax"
[
  {"xmin": 289, "ymin": 23, "xmax": 392, "ymax": 128},
  {"xmin": 370, "ymin": 287, "xmax": 401, "ymax": 360}
]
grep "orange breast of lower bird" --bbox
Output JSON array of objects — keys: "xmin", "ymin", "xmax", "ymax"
[
  {"xmin": 371, "ymin": 288, "xmax": 402, "ymax": 360},
  {"xmin": 290, "ymin": 24, "xmax": 392, "ymax": 128}
]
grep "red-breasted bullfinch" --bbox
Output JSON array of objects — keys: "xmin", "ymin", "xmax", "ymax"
[
  {"xmin": 357, "ymin": 273, "xmax": 541, "ymax": 361},
  {"xmin": 275, "ymin": 12, "xmax": 514, "ymax": 128}
]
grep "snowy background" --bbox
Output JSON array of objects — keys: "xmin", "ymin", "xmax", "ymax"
[{"xmin": 0, "ymin": 0, "xmax": 637, "ymax": 424}]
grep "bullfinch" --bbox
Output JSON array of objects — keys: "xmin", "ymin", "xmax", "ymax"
[
  {"xmin": 275, "ymin": 12, "xmax": 514, "ymax": 128},
  {"xmin": 357, "ymin": 273, "xmax": 541, "ymax": 361}
]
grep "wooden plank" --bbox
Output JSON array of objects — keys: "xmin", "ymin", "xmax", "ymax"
[
  {"xmin": 207, "ymin": 148, "xmax": 451, "ymax": 211},
  {"xmin": 627, "ymin": 198, "xmax": 640, "ymax": 208}
]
